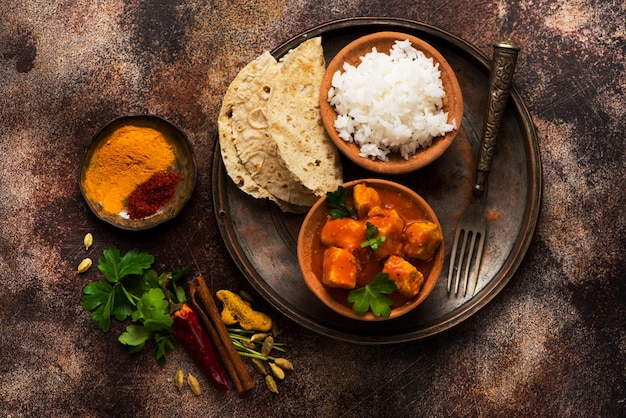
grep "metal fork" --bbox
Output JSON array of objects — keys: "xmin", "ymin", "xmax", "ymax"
[{"xmin": 447, "ymin": 39, "xmax": 520, "ymax": 296}]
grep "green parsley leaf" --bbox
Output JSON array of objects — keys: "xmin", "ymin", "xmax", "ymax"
[
  {"xmin": 131, "ymin": 288, "xmax": 173, "ymax": 332},
  {"xmin": 112, "ymin": 282, "xmax": 136, "ymax": 321},
  {"xmin": 82, "ymin": 245, "xmax": 185, "ymax": 365},
  {"xmin": 360, "ymin": 221, "xmax": 387, "ymax": 250},
  {"xmin": 82, "ymin": 281, "xmax": 114, "ymax": 332},
  {"xmin": 325, "ymin": 186, "xmax": 357, "ymax": 218},
  {"xmin": 124, "ymin": 268, "xmax": 159, "ymax": 297},
  {"xmin": 154, "ymin": 332, "xmax": 176, "ymax": 366},
  {"xmin": 98, "ymin": 246, "xmax": 155, "ymax": 284},
  {"xmin": 347, "ymin": 273, "xmax": 397, "ymax": 317},
  {"xmin": 170, "ymin": 267, "xmax": 190, "ymax": 304},
  {"xmin": 118, "ymin": 325, "xmax": 151, "ymax": 350}
]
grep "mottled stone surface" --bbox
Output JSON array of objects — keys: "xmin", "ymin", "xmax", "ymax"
[{"xmin": 0, "ymin": 1, "xmax": 624, "ymax": 417}]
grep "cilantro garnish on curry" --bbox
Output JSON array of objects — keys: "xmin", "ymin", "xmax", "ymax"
[
  {"xmin": 325, "ymin": 186, "xmax": 357, "ymax": 219},
  {"xmin": 348, "ymin": 273, "xmax": 397, "ymax": 317}
]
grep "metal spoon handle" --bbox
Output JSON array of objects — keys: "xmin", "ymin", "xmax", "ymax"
[{"xmin": 473, "ymin": 39, "xmax": 520, "ymax": 196}]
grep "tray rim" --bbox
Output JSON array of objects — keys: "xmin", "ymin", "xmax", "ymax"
[{"xmin": 212, "ymin": 17, "xmax": 542, "ymax": 344}]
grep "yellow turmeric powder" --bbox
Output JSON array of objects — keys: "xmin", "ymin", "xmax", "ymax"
[{"xmin": 84, "ymin": 125, "xmax": 175, "ymax": 215}]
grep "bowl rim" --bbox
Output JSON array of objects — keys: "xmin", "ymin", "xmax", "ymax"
[
  {"xmin": 297, "ymin": 178, "xmax": 444, "ymax": 321},
  {"xmin": 79, "ymin": 114, "xmax": 197, "ymax": 231},
  {"xmin": 319, "ymin": 31, "xmax": 464, "ymax": 175}
]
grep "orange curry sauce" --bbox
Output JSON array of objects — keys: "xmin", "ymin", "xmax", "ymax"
[{"xmin": 311, "ymin": 185, "xmax": 438, "ymax": 310}]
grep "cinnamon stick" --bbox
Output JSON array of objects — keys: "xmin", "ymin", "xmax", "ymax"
[
  {"xmin": 189, "ymin": 275, "xmax": 254, "ymax": 392},
  {"xmin": 188, "ymin": 283, "xmax": 243, "ymax": 392}
]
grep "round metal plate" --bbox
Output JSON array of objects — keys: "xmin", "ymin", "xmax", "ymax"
[{"xmin": 212, "ymin": 17, "xmax": 542, "ymax": 344}]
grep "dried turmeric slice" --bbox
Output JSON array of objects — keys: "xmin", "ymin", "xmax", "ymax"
[{"xmin": 216, "ymin": 290, "xmax": 273, "ymax": 332}]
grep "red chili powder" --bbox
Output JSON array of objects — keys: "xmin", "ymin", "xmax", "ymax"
[{"xmin": 127, "ymin": 171, "xmax": 185, "ymax": 219}]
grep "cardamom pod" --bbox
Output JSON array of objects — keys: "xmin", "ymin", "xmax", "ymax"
[
  {"xmin": 265, "ymin": 374, "xmax": 279, "ymax": 394},
  {"xmin": 238, "ymin": 289, "xmax": 254, "ymax": 303},
  {"xmin": 250, "ymin": 358, "xmax": 267, "ymax": 375},
  {"xmin": 242, "ymin": 340, "xmax": 256, "ymax": 350},
  {"xmin": 77, "ymin": 258, "xmax": 92, "ymax": 273},
  {"xmin": 261, "ymin": 335, "xmax": 274, "ymax": 357},
  {"xmin": 187, "ymin": 373, "xmax": 201, "ymax": 395},
  {"xmin": 250, "ymin": 332, "xmax": 269, "ymax": 343},
  {"xmin": 274, "ymin": 358, "xmax": 294, "ymax": 371},
  {"xmin": 271, "ymin": 321, "xmax": 280, "ymax": 337},
  {"xmin": 269, "ymin": 362, "xmax": 285, "ymax": 380},
  {"xmin": 83, "ymin": 233, "xmax": 93, "ymax": 250},
  {"xmin": 174, "ymin": 369, "xmax": 184, "ymax": 390}
]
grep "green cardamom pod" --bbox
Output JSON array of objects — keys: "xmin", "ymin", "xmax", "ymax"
[
  {"xmin": 250, "ymin": 358, "xmax": 267, "ymax": 375},
  {"xmin": 238, "ymin": 289, "xmax": 254, "ymax": 303},
  {"xmin": 274, "ymin": 358, "xmax": 294, "ymax": 371},
  {"xmin": 77, "ymin": 258, "xmax": 92, "ymax": 273},
  {"xmin": 250, "ymin": 332, "xmax": 269, "ymax": 343},
  {"xmin": 269, "ymin": 362, "xmax": 285, "ymax": 380},
  {"xmin": 265, "ymin": 374, "xmax": 279, "ymax": 394},
  {"xmin": 174, "ymin": 369, "xmax": 184, "ymax": 390},
  {"xmin": 187, "ymin": 373, "xmax": 201, "ymax": 395},
  {"xmin": 261, "ymin": 335, "xmax": 274, "ymax": 357}
]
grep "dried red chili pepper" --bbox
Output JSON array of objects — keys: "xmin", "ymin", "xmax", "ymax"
[
  {"xmin": 163, "ymin": 274, "xmax": 229, "ymax": 394},
  {"xmin": 171, "ymin": 303, "xmax": 230, "ymax": 394},
  {"xmin": 127, "ymin": 171, "xmax": 184, "ymax": 219}
]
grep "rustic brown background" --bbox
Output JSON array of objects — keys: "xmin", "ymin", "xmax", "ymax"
[{"xmin": 1, "ymin": 1, "xmax": 624, "ymax": 417}]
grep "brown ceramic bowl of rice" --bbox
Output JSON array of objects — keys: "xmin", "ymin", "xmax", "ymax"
[{"xmin": 320, "ymin": 32, "xmax": 463, "ymax": 175}]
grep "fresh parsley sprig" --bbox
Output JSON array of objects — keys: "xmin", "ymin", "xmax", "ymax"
[
  {"xmin": 348, "ymin": 273, "xmax": 397, "ymax": 317},
  {"xmin": 360, "ymin": 222, "xmax": 386, "ymax": 250},
  {"xmin": 325, "ymin": 186, "xmax": 357, "ymax": 218},
  {"xmin": 82, "ymin": 246, "xmax": 188, "ymax": 365}
]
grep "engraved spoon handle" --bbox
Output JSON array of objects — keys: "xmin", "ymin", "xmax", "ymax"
[{"xmin": 473, "ymin": 39, "xmax": 520, "ymax": 196}]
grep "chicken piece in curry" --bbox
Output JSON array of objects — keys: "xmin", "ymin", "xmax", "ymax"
[
  {"xmin": 366, "ymin": 206, "xmax": 405, "ymax": 259},
  {"xmin": 383, "ymin": 255, "xmax": 425, "ymax": 298},
  {"xmin": 321, "ymin": 217, "xmax": 366, "ymax": 251},
  {"xmin": 403, "ymin": 221, "xmax": 443, "ymax": 261},
  {"xmin": 322, "ymin": 246, "xmax": 357, "ymax": 289},
  {"xmin": 353, "ymin": 183, "xmax": 381, "ymax": 218}
]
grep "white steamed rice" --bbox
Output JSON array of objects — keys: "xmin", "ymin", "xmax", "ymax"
[{"xmin": 327, "ymin": 39, "xmax": 457, "ymax": 161}]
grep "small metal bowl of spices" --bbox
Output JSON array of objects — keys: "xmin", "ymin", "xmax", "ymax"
[{"xmin": 79, "ymin": 115, "xmax": 197, "ymax": 230}]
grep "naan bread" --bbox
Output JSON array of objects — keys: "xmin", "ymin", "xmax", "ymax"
[
  {"xmin": 218, "ymin": 37, "xmax": 343, "ymax": 212},
  {"xmin": 268, "ymin": 37, "xmax": 343, "ymax": 196}
]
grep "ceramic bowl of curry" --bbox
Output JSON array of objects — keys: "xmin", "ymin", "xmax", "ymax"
[
  {"xmin": 297, "ymin": 179, "xmax": 444, "ymax": 321},
  {"xmin": 79, "ymin": 115, "xmax": 197, "ymax": 230},
  {"xmin": 319, "ymin": 31, "xmax": 463, "ymax": 175}
]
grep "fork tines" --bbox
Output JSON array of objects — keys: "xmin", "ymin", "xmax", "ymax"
[{"xmin": 447, "ymin": 225, "xmax": 485, "ymax": 296}]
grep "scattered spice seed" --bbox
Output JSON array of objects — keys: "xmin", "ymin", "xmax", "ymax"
[
  {"xmin": 174, "ymin": 370, "xmax": 184, "ymax": 390},
  {"xmin": 250, "ymin": 332, "xmax": 268, "ymax": 343},
  {"xmin": 238, "ymin": 289, "xmax": 254, "ymax": 304},
  {"xmin": 271, "ymin": 321, "xmax": 280, "ymax": 337},
  {"xmin": 241, "ymin": 340, "xmax": 256, "ymax": 350},
  {"xmin": 174, "ymin": 369, "xmax": 184, "ymax": 390},
  {"xmin": 269, "ymin": 363, "xmax": 285, "ymax": 380},
  {"xmin": 265, "ymin": 375, "xmax": 279, "ymax": 394},
  {"xmin": 274, "ymin": 358, "xmax": 294, "ymax": 371},
  {"xmin": 83, "ymin": 233, "xmax": 93, "ymax": 250},
  {"xmin": 77, "ymin": 258, "xmax": 92, "ymax": 273},
  {"xmin": 250, "ymin": 358, "xmax": 267, "ymax": 375},
  {"xmin": 187, "ymin": 373, "xmax": 202, "ymax": 395},
  {"xmin": 261, "ymin": 335, "xmax": 274, "ymax": 357}
]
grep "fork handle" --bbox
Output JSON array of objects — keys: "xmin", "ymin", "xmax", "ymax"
[{"xmin": 474, "ymin": 39, "xmax": 520, "ymax": 196}]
